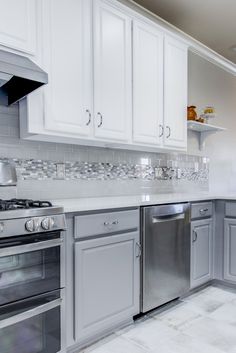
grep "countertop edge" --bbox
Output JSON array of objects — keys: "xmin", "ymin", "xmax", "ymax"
[{"xmin": 50, "ymin": 193, "xmax": 234, "ymax": 214}]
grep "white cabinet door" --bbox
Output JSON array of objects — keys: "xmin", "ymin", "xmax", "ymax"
[
  {"xmin": 133, "ymin": 20, "xmax": 164, "ymax": 146},
  {"xmin": 0, "ymin": 0, "xmax": 37, "ymax": 55},
  {"xmin": 164, "ymin": 35, "xmax": 188, "ymax": 150},
  {"xmin": 191, "ymin": 219, "xmax": 213, "ymax": 288},
  {"xmin": 224, "ymin": 219, "xmax": 236, "ymax": 282},
  {"xmin": 93, "ymin": 0, "xmax": 132, "ymax": 142},
  {"xmin": 22, "ymin": 0, "xmax": 93, "ymax": 138},
  {"xmin": 75, "ymin": 232, "xmax": 140, "ymax": 343},
  {"xmin": 41, "ymin": 0, "xmax": 93, "ymax": 137}
]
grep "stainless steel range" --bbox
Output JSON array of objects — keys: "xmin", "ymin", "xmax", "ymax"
[{"xmin": 0, "ymin": 198, "xmax": 66, "ymax": 353}]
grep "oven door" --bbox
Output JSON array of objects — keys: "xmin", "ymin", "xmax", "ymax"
[
  {"xmin": 0, "ymin": 232, "xmax": 63, "ymax": 305},
  {"xmin": 0, "ymin": 290, "xmax": 61, "ymax": 353}
]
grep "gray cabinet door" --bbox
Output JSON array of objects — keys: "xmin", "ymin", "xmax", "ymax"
[
  {"xmin": 74, "ymin": 231, "xmax": 140, "ymax": 343},
  {"xmin": 224, "ymin": 218, "xmax": 236, "ymax": 282},
  {"xmin": 191, "ymin": 219, "xmax": 213, "ymax": 288}
]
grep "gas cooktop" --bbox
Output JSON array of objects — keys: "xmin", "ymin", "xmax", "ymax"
[
  {"xmin": 0, "ymin": 199, "xmax": 52, "ymax": 211},
  {"xmin": 0, "ymin": 198, "xmax": 64, "ymax": 221},
  {"xmin": 0, "ymin": 199, "xmax": 53, "ymax": 211}
]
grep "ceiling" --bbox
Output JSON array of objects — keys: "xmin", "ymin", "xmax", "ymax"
[{"xmin": 133, "ymin": 0, "xmax": 236, "ymax": 64}]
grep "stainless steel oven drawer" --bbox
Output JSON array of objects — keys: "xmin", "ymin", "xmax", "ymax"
[
  {"xmin": 191, "ymin": 202, "xmax": 213, "ymax": 219},
  {"xmin": 0, "ymin": 291, "xmax": 61, "ymax": 353},
  {"xmin": 74, "ymin": 209, "xmax": 139, "ymax": 239}
]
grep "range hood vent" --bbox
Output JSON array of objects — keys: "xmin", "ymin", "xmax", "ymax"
[{"xmin": 0, "ymin": 49, "xmax": 48, "ymax": 106}]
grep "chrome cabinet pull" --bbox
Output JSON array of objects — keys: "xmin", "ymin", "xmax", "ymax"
[
  {"xmin": 159, "ymin": 124, "xmax": 164, "ymax": 137},
  {"xmin": 166, "ymin": 126, "xmax": 171, "ymax": 138},
  {"xmin": 199, "ymin": 208, "xmax": 209, "ymax": 215},
  {"xmin": 104, "ymin": 220, "xmax": 119, "ymax": 227},
  {"xmin": 85, "ymin": 109, "xmax": 92, "ymax": 126},
  {"xmin": 193, "ymin": 230, "xmax": 198, "ymax": 242},
  {"xmin": 135, "ymin": 242, "xmax": 142, "ymax": 258},
  {"xmin": 97, "ymin": 112, "xmax": 103, "ymax": 127}
]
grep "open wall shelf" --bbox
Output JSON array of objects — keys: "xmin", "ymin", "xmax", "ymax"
[{"xmin": 187, "ymin": 121, "xmax": 226, "ymax": 150}]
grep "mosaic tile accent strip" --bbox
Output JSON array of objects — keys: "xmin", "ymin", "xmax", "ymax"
[{"xmin": 0, "ymin": 155, "xmax": 209, "ymax": 183}]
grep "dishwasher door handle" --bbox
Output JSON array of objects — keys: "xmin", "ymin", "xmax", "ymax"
[{"xmin": 152, "ymin": 213, "xmax": 185, "ymax": 223}]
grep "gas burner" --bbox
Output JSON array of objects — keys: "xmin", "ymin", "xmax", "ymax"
[{"xmin": 0, "ymin": 199, "xmax": 53, "ymax": 211}]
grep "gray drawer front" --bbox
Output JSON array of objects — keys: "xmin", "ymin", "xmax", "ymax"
[
  {"xmin": 75, "ymin": 209, "xmax": 139, "ymax": 239},
  {"xmin": 225, "ymin": 202, "xmax": 236, "ymax": 217},
  {"xmin": 191, "ymin": 202, "xmax": 213, "ymax": 219}
]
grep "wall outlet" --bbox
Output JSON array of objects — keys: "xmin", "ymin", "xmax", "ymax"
[
  {"xmin": 176, "ymin": 168, "xmax": 182, "ymax": 179},
  {"xmin": 56, "ymin": 163, "xmax": 65, "ymax": 179},
  {"xmin": 155, "ymin": 167, "xmax": 162, "ymax": 179}
]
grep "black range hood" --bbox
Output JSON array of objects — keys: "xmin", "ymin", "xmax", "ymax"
[{"xmin": 0, "ymin": 49, "xmax": 48, "ymax": 106}]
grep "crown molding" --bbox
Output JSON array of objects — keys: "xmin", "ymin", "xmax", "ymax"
[{"xmin": 121, "ymin": 0, "xmax": 236, "ymax": 75}]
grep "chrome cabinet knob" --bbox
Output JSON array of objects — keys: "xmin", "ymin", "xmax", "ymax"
[
  {"xmin": 41, "ymin": 217, "xmax": 55, "ymax": 230},
  {"xmin": 25, "ymin": 219, "xmax": 35, "ymax": 232}
]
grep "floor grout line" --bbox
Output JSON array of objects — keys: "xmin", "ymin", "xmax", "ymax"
[{"xmin": 80, "ymin": 285, "xmax": 236, "ymax": 353}]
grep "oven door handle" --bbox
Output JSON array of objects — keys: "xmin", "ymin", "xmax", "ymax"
[
  {"xmin": 0, "ymin": 238, "xmax": 63, "ymax": 257},
  {"xmin": 0, "ymin": 298, "xmax": 61, "ymax": 329}
]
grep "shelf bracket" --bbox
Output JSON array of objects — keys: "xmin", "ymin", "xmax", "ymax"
[
  {"xmin": 199, "ymin": 131, "xmax": 217, "ymax": 151},
  {"xmin": 187, "ymin": 121, "xmax": 226, "ymax": 151}
]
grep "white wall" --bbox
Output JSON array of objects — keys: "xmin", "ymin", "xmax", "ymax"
[
  {"xmin": 0, "ymin": 52, "xmax": 235, "ymax": 198},
  {"xmin": 188, "ymin": 52, "xmax": 236, "ymax": 192}
]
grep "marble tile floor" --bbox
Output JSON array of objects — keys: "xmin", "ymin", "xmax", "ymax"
[{"xmin": 79, "ymin": 285, "xmax": 236, "ymax": 353}]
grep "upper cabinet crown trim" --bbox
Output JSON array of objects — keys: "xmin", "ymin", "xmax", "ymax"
[{"xmin": 122, "ymin": 0, "xmax": 236, "ymax": 75}]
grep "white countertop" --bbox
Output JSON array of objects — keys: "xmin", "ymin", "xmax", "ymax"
[{"xmin": 51, "ymin": 192, "xmax": 236, "ymax": 213}]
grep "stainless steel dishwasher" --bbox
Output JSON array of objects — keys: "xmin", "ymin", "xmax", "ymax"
[{"xmin": 141, "ymin": 203, "xmax": 190, "ymax": 312}]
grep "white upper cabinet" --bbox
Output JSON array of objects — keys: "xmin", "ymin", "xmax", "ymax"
[
  {"xmin": 20, "ymin": 0, "xmax": 188, "ymax": 151},
  {"xmin": 0, "ymin": 0, "xmax": 37, "ymax": 55},
  {"xmin": 42, "ymin": 0, "xmax": 93, "ymax": 137},
  {"xmin": 132, "ymin": 26, "xmax": 187, "ymax": 151},
  {"xmin": 93, "ymin": 0, "xmax": 132, "ymax": 142},
  {"xmin": 133, "ymin": 20, "xmax": 164, "ymax": 146},
  {"xmin": 21, "ymin": 0, "xmax": 93, "ymax": 138},
  {"xmin": 163, "ymin": 35, "xmax": 188, "ymax": 149}
]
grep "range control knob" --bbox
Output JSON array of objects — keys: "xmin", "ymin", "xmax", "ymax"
[
  {"xmin": 41, "ymin": 217, "xmax": 55, "ymax": 231},
  {"xmin": 25, "ymin": 219, "xmax": 35, "ymax": 232}
]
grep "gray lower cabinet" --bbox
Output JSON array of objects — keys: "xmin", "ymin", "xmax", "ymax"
[
  {"xmin": 224, "ymin": 218, "xmax": 236, "ymax": 282},
  {"xmin": 191, "ymin": 219, "xmax": 213, "ymax": 288},
  {"xmin": 74, "ymin": 230, "xmax": 140, "ymax": 343}
]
